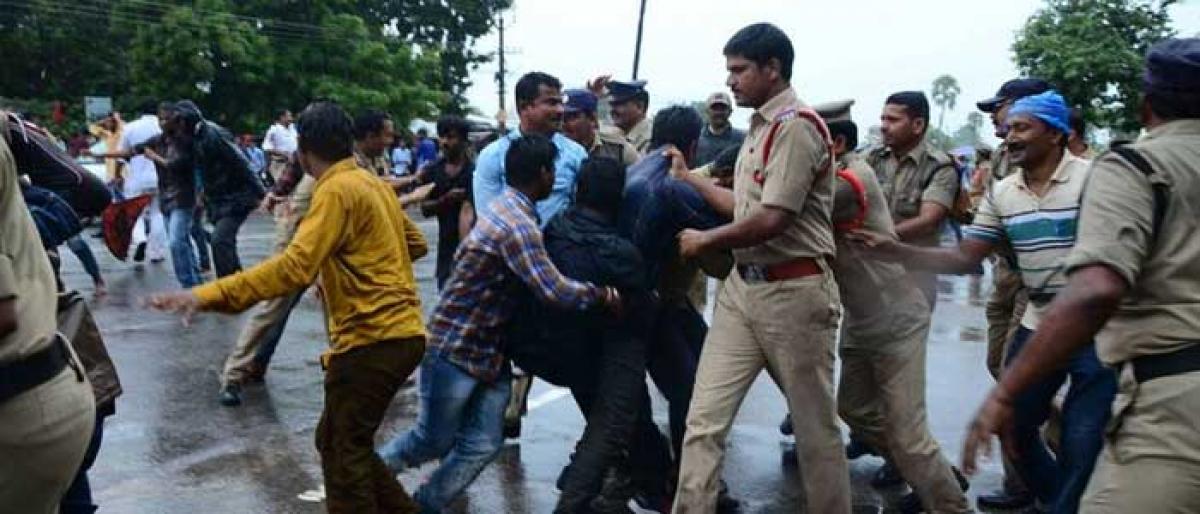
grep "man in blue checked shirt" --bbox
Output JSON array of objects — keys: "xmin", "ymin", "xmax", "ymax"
[
  {"xmin": 377, "ymin": 135, "xmax": 621, "ymax": 513},
  {"xmin": 471, "ymin": 71, "xmax": 590, "ymax": 439}
]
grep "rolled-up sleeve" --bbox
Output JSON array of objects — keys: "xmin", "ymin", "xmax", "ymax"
[
  {"xmin": 921, "ymin": 164, "xmax": 959, "ymax": 210},
  {"xmin": 1064, "ymin": 155, "xmax": 1154, "ymax": 287}
]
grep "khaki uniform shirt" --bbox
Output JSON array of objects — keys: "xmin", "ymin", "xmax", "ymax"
[
  {"xmin": 0, "ymin": 116, "xmax": 60, "ymax": 365},
  {"xmin": 1064, "ymin": 119, "xmax": 1200, "ymax": 365},
  {"xmin": 355, "ymin": 148, "xmax": 392, "ymax": 177},
  {"xmin": 591, "ymin": 126, "xmax": 641, "ymax": 168},
  {"xmin": 832, "ymin": 153, "xmax": 926, "ymax": 342},
  {"xmin": 732, "ymin": 87, "xmax": 834, "ymax": 265},
  {"xmin": 866, "ymin": 139, "xmax": 959, "ymax": 248},
  {"xmin": 623, "ymin": 117, "xmax": 653, "ymax": 155}
]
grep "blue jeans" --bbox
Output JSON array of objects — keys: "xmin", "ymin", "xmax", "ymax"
[
  {"xmin": 377, "ymin": 353, "xmax": 511, "ymax": 512},
  {"xmin": 1005, "ymin": 325, "xmax": 1117, "ymax": 514},
  {"xmin": 64, "ymin": 236, "xmax": 103, "ymax": 285},
  {"xmin": 166, "ymin": 208, "xmax": 202, "ymax": 288}
]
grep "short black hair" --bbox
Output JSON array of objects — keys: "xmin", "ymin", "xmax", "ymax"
[
  {"xmin": 1146, "ymin": 88, "xmax": 1200, "ymax": 121},
  {"xmin": 515, "ymin": 72, "xmax": 563, "ymax": 110},
  {"xmin": 628, "ymin": 91, "xmax": 650, "ymax": 112},
  {"xmin": 353, "ymin": 109, "xmax": 392, "ymax": 140},
  {"xmin": 712, "ymin": 145, "xmax": 740, "ymax": 176},
  {"xmin": 505, "ymin": 134, "xmax": 558, "ymax": 188},
  {"xmin": 157, "ymin": 101, "xmax": 175, "ymax": 114},
  {"xmin": 575, "ymin": 157, "xmax": 626, "ymax": 216},
  {"xmin": 1069, "ymin": 108, "xmax": 1086, "ymax": 138},
  {"xmin": 436, "ymin": 115, "xmax": 470, "ymax": 140},
  {"xmin": 827, "ymin": 120, "xmax": 858, "ymax": 152},
  {"xmin": 723, "ymin": 23, "xmax": 794, "ymax": 81},
  {"xmin": 276, "ymin": 109, "xmax": 291, "ymax": 120},
  {"xmin": 886, "ymin": 91, "xmax": 930, "ymax": 131},
  {"xmin": 650, "ymin": 105, "xmax": 703, "ymax": 151},
  {"xmin": 296, "ymin": 101, "xmax": 355, "ymax": 162}
]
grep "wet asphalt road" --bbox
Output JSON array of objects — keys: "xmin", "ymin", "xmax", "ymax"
[{"xmin": 58, "ymin": 212, "xmax": 1006, "ymax": 513}]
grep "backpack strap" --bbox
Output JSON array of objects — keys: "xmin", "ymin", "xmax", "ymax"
[
  {"xmin": 1110, "ymin": 145, "xmax": 1168, "ymax": 239},
  {"xmin": 834, "ymin": 168, "xmax": 868, "ymax": 232}
]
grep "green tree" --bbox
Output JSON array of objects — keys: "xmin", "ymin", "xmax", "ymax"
[
  {"xmin": 930, "ymin": 74, "xmax": 961, "ymax": 134},
  {"xmin": 952, "ymin": 111, "xmax": 986, "ymax": 148},
  {"xmin": 1013, "ymin": 0, "xmax": 1175, "ymax": 133}
]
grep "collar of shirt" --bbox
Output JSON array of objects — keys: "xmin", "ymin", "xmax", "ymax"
[
  {"xmin": 1143, "ymin": 119, "xmax": 1200, "ymax": 141},
  {"xmin": 502, "ymin": 186, "xmax": 539, "ymax": 223},
  {"xmin": 316, "ymin": 157, "xmax": 361, "ymax": 186},
  {"xmin": 1016, "ymin": 152, "xmax": 1084, "ymax": 191},
  {"xmin": 892, "ymin": 138, "xmax": 933, "ymax": 166},
  {"xmin": 751, "ymin": 87, "xmax": 801, "ymax": 130}
]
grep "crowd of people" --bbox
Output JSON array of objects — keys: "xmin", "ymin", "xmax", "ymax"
[{"xmin": 2, "ymin": 19, "xmax": 1200, "ymax": 514}]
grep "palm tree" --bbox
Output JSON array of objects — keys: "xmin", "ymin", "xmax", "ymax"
[{"xmin": 931, "ymin": 74, "xmax": 962, "ymax": 134}]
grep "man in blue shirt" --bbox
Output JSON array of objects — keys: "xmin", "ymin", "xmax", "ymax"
[
  {"xmin": 472, "ymin": 71, "xmax": 589, "ymax": 439},
  {"xmin": 473, "ymin": 72, "xmax": 588, "ymax": 226}
]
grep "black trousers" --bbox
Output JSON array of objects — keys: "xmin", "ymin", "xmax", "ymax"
[{"xmin": 210, "ymin": 210, "xmax": 249, "ymax": 278}]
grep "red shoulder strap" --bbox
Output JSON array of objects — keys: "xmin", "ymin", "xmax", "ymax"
[
  {"xmin": 760, "ymin": 107, "xmax": 834, "ymax": 174},
  {"xmin": 834, "ymin": 168, "xmax": 869, "ymax": 232}
]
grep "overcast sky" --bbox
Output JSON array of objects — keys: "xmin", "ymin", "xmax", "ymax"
[{"xmin": 464, "ymin": 0, "xmax": 1200, "ymax": 144}]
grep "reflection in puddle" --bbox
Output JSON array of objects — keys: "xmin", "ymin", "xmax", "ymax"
[{"xmin": 960, "ymin": 326, "xmax": 985, "ymax": 343}]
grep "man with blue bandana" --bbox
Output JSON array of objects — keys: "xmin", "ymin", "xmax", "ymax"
[
  {"xmin": 852, "ymin": 90, "xmax": 1116, "ymax": 513},
  {"xmin": 964, "ymin": 37, "xmax": 1200, "ymax": 513}
]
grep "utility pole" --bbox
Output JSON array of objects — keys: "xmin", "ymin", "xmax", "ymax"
[
  {"xmin": 632, "ymin": 0, "xmax": 647, "ymax": 80},
  {"xmin": 496, "ymin": 12, "xmax": 507, "ymax": 112}
]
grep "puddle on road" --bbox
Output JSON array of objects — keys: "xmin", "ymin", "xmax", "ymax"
[{"xmin": 959, "ymin": 326, "xmax": 986, "ymax": 343}]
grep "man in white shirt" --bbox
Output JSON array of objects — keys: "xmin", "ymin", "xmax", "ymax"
[
  {"xmin": 115, "ymin": 102, "xmax": 167, "ymax": 262},
  {"xmin": 261, "ymin": 109, "xmax": 297, "ymax": 180}
]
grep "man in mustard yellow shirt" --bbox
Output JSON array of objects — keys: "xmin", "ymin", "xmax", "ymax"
[{"xmin": 147, "ymin": 101, "xmax": 428, "ymax": 514}]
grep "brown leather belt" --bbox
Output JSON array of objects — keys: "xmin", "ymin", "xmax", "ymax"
[{"xmin": 736, "ymin": 257, "xmax": 822, "ymax": 283}]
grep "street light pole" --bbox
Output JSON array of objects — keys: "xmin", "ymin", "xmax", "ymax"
[{"xmin": 632, "ymin": 0, "xmax": 647, "ymax": 80}]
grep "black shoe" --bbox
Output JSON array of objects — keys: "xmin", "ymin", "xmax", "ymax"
[
  {"xmin": 781, "ymin": 442, "xmax": 797, "ymax": 467},
  {"xmin": 845, "ymin": 437, "xmax": 877, "ymax": 460},
  {"xmin": 779, "ymin": 414, "xmax": 793, "ymax": 436},
  {"xmin": 589, "ymin": 469, "xmax": 636, "ymax": 514},
  {"xmin": 218, "ymin": 383, "xmax": 243, "ymax": 407},
  {"xmin": 975, "ymin": 489, "xmax": 1034, "ymax": 511},
  {"xmin": 133, "ymin": 242, "xmax": 147, "ymax": 262},
  {"xmin": 870, "ymin": 461, "xmax": 905, "ymax": 488},
  {"xmin": 503, "ymin": 418, "xmax": 522, "ymax": 439},
  {"xmin": 716, "ymin": 487, "xmax": 742, "ymax": 514},
  {"xmin": 895, "ymin": 469, "xmax": 969, "ymax": 514}
]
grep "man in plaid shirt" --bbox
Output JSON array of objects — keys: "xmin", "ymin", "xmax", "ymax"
[{"xmin": 378, "ymin": 135, "xmax": 621, "ymax": 512}]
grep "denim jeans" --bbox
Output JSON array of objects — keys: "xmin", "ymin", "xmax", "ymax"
[
  {"xmin": 191, "ymin": 212, "xmax": 211, "ymax": 271},
  {"xmin": 64, "ymin": 236, "xmax": 103, "ymax": 285},
  {"xmin": 166, "ymin": 208, "xmax": 202, "ymax": 287},
  {"xmin": 210, "ymin": 210, "xmax": 249, "ymax": 278},
  {"xmin": 378, "ymin": 353, "xmax": 511, "ymax": 512},
  {"xmin": 1005, "ymin": 325, "xmax": 1117, "ymax": 514}
]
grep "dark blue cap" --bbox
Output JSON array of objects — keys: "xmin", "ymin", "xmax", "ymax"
[
  {"xmin": 976, "ymin": 78, "xmax": 1053, "ymax": 112},
  {"xmin": 1144, "ymin": 38, "xmax": 1200, "ymax": 92},
  {"xmin": 608, "ymin": 80, "xmax": 648, "ymax": 103},
  {"xmin": 564, "ymin": 89, "xmax": 598, "ymax": 114}
]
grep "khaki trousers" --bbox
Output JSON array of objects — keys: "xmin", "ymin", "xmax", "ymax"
[
  {"xmin": 673, "ymin": 269, "xmax": 849, "ymax": 514},
  {"xmin": 1081, "ymin": 368, "xmax": 1200, "ymax": 513},
  {"xmin": 221, "ymin": 177, "xmax": 314, "ymax": 385},
  {"xmin": 0, "ymin": 366, "xmax": 95, "ymax": 514},
  {"xmin": 837, "ymin": 288, "xmax": 969, "ymax": 513},
  {"xmin": 985, "ymin": 257, "xmax": 1027, "ymax": 379}
]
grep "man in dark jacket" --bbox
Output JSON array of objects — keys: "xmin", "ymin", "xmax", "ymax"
[
  {"xmin": 168, "ymin": 100, "xmax": 265, "ymax": 277},
  {"xmin": 507, "ymin": 157, "xmax": 668, "ymax": 513}
]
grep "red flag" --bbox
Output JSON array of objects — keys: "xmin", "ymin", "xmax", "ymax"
[{"xmin": 101, "ymin": 194, "xmax": 153, "ymax": 260}]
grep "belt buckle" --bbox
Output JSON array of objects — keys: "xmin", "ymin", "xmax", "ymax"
[{"xmin": 741, "ymin": 264, "xmax": 768, "ymax": 283}]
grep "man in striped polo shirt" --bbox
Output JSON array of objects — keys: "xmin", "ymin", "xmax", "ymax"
[{"xmin": 851, "ymin": 91, "xmax": 1116, "ymax": 514}]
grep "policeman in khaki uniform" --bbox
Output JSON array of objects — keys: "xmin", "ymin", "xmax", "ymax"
[
  {"xmin": 963, "ymin": 37, "xmax": 1200, "ymax": 513},
  {"xmin": 560, "ymin": 89, "xmax": 641, "ymax": 167},
  {"xmin": 606, "ymin": 80, "xmax": 653, "ymax": 154},
  {"xmin": 671, "ymin": 22, "xmax": 849, "ymax": 514},
  {"xmin": 0, "ymin": 112, "xmax": 96, "ymax": 513},
  {"xmin": 865, "ymin": 91, "xmax": 959, "ymax": 307},
  {"xmin": 815, "ymin": 99, "xmax": 969, "ymax": 513}
]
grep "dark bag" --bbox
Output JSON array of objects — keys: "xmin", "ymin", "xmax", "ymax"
[
  {"xmin": 21, "ymin": 184, "xmax": 84, "ymax": 249},
  {"xmin": 58, "ymin": 291, "xmax": 122, "ymax": 409},
  {"xmin": 6, "ymin": 113, "xmax": 112, "ymax": 217}
]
